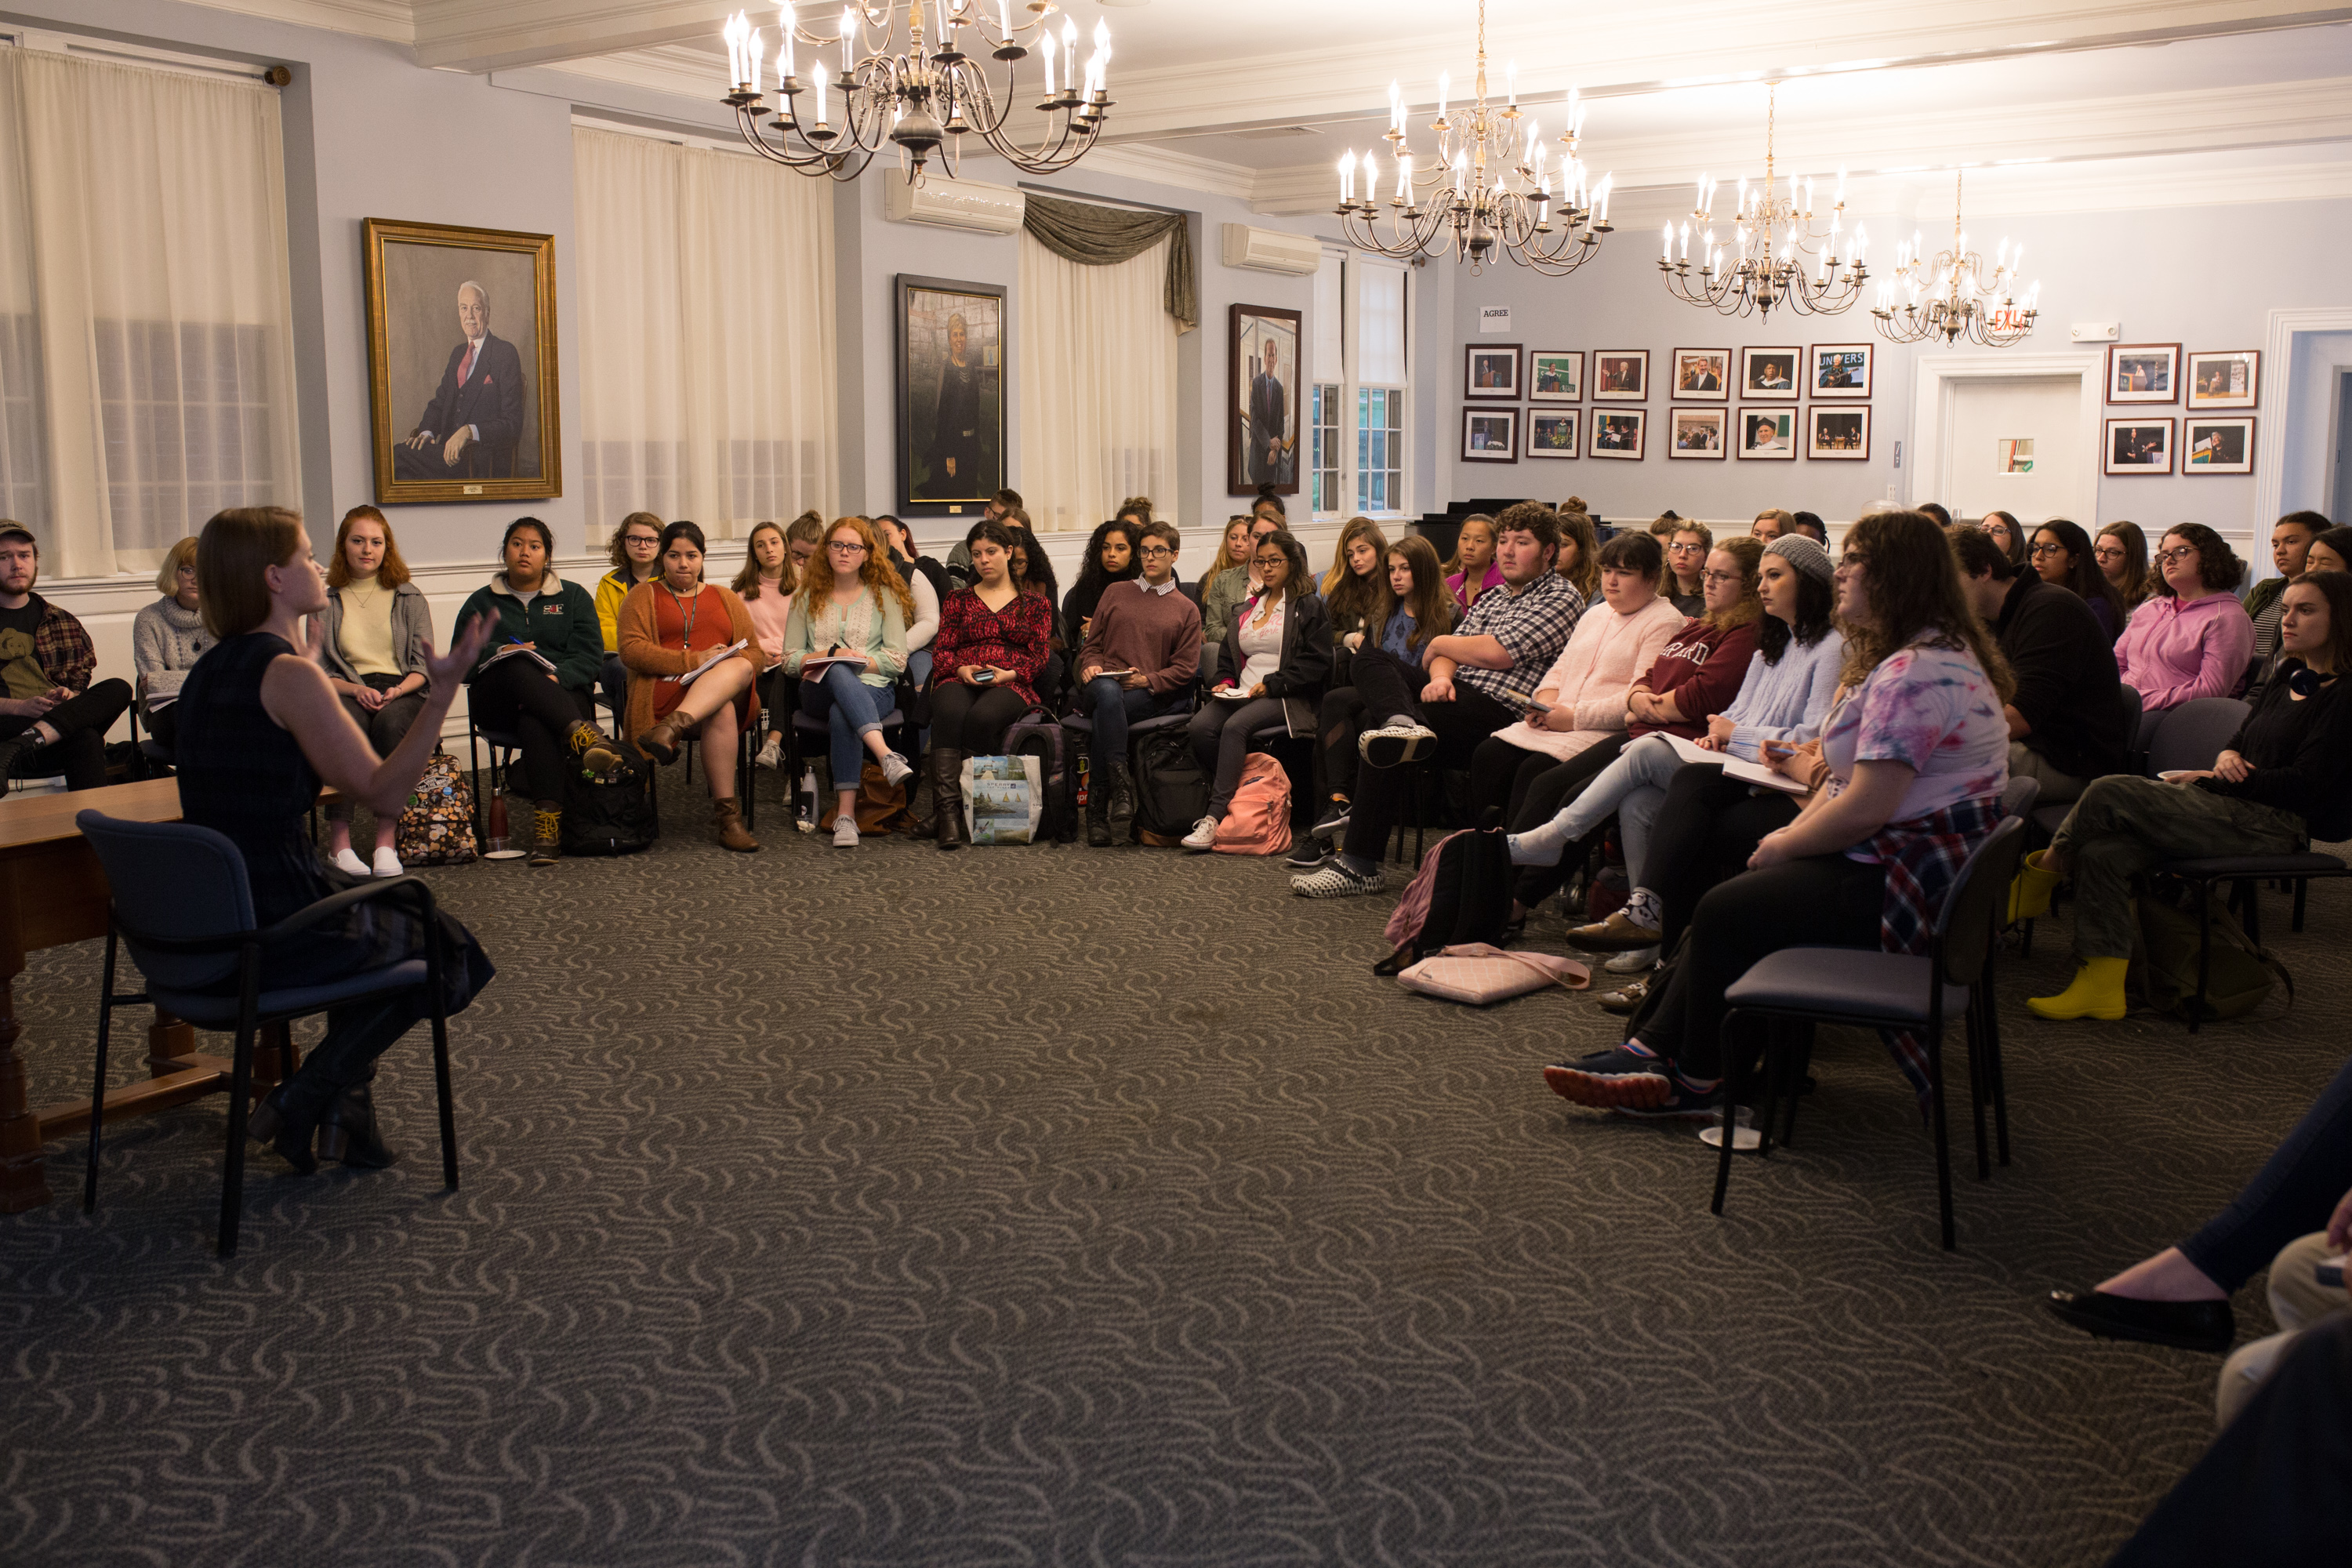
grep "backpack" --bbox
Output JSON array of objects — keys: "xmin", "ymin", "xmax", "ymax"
[
  {"xmin": 1374, "ymin": 817, "xmax": 1513, "ymax": 974},
  {"xmin": 561, "ymin": 753, "xmax": 657, "ymax": 856},
  {"xmin": 1211, "ymin": 753, "xmax": 1293, "ymax": 855},
  {"xmin": 2131, "ymin": 886, "xmax": 2291, "ymax": 1022},
  {"xmin": 1004, "ymin": 715, "xmax": 1075, "ymax": 844},
  {"xmin": 396, "ymin": 750, "xmax": 479, "ymax": 866},
  {"xmin": 1130, "ymin": 726, "xmax": 1210, "ymax": 846}
]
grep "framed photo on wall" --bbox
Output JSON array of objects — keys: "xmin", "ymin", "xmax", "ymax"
[
  {"xmin": 1671, "ymin": 348, "xmax": 1730, "ymax": 402},
  {"xmin": 2104, "ymin": 416, "xmax": 2175, "ymax": 474},
  {"xmin": 1589, "ymin": 408, "xmax": 1646, "ymax": 459},
  {"xmin": 1526, "ymin": 409, "xmax": 1580, "ymax": 459},
  {"xmin": 1466, "ymin": 343, "xmax": 1521, "ymax": 400},
  {"xmin": 1808, "ymin": 343, "xmax": 1873, "ymax": 398},
  {"xmin": 1737, "ymin": 407, "xmax": 1796, "ymax": 459},
  {"xmin": 2183, "ymin": 416, "xmax": 2255, "ymax": 474},
  {"xmin": 1668, "ymin": 407, "xmax": 1727, "ymax": 459},
  {"xmin": 1228, "ymin": 303, "xmax": 1301, "ymax": 497},
  {"xmin": 2187, "ymin": 350, "xmax": 2259, "ymax": 410},
  {"xmin": 1529, "ymin": 350, "xmax": 1583, "ymax": 402},
  {"xmin": 1592, "ymin": 350, "xmax": 1649, "ymax": 401},
  {"xmin": 896, "ymin": 274, "xmax": 1007, "ymax": 514},
  {"xmin": 1807, "ymin": 405, "xmax": 1871, "ymax": 459},
  {"xmin": 1461, "ymin": 406, "xmax": 1519, "ymax": 462},
  {"xmin": 1741, "ymin": 347, "xmax": 1800, "ymax": 401},
  {"xmin": 2107, "ymin": 343, "xmax": 2180, "ymax": 405},
  {"xmin": 364, "ymin": 217, "xmax": 562, "ymax": 504}
]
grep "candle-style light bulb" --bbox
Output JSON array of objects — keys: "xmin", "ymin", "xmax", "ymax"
[
  {"xmin": 838, "ymin": 5, "xmax": 855, "ymax": 74},
  {"xmin": 779, "ymin": 4, "xmax": 794, "ymax": 78},
  {"xmin": 1396, "ymin": 150, "xmax": 1410, "ymax": 202},
  {"xmin": 1338, "ymin": 150, "xmax": 1355, "ymax": 202},
  {"xmin": 1679, "ymin": 221, "xmax": 1690, "ymax": 260},
  {"xmin": 813, "ymin": 60, "xmax": 829, "ymax": 123},
  {"xmin": 724, "ymin": 12, "xmax": 742, "ymax": 87},
  {"xmin": 1506, "ymin": 60, "xmax": 1517, "ymax": 106},
  {"xmin": 1040, "ymin": 27, "xmax": 1055, "ymax": 96},
  {"xmin": 1436, "ymin": 70, "xmax": 1449, "ymax": 120},
  {"xmin": 750, "ymin": 27, "xmax": 764, "ymax": 93},
  {"xmin": 1662, "ymin": 223, "xmax": 1672, "ymax": 261},
  {"xmin": 1388, "ymin": 79, "xmax": 1403, "ymax": 135}
]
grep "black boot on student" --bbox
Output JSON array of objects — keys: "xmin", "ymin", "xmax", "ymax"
[
  {"xmin": 1085, "ymin": 782, "xmax": 1113, "ymax": 847},
  {"xmin": 933, "ymin": 747, "xmax": 967, "ymax": 851},
  {"xmin": 316, "ymin": 1067, "xmax": 399, "ymax": 1169}
]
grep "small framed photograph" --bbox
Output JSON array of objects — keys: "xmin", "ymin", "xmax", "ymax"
[
  {"xmin": 2107, "ymin": 343, "xmax": 2180, "ymax": 405},
  {"xmin": 1671, "ymin": 348, "xmax": 1731, "ymax": 402},
  {"xmin": 1741, "ymin": 347, "xmax": 1800, "ymax": 401},
  {"xmin": 1807, "ymin": 405, "xmax": 1871, "ymax": 459},
  {"xmin": 1528, "ymin": 350, "xmax": 1583, "ymax": 402},
  {"xmin": 1668, "ymin": 407, "xmax": 1727, "ymax": 459},
  {"xmin": 1737, "ymin": 407, "xmax": 1797, "ymax": 459},
  {"xmin": 1592, "ymin": 350, "xmax": 1649, "ymax": 401},
  {"xmin": 1525, "ymin": 408, "xmax": 1580, "ymax": 459},
  {"xmin": 2105, "ymin": 416, "xmax": 2175, "ymax": 474},
  {"xmin": 1465, "ymin": 343, "xmax": 1521, "ymax": 401},
  {"xmin": 2183, "ymin": 416, "xmax": 2255, "ymax": 474},
  {"xmin": 2187, "ymin": 350, "xmax": 2259, "ymax": 410},
  {"xmin": 1589, "ymin": 408, "xmax": 1646, "ymax": 459},
  {"xmin": 1808, "ymin": 343, "xmax": 1873, "ymax": 399},
  {"xmin": 1461, "ymin": 406, "xmax": 1519, "ymax": 462}
]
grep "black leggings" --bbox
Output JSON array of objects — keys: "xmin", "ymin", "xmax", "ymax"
[
  {"xmin": 1645, "ymin": 764, "xmax": 1803, "ymax": 956},
  {"xmin": 2179, "ymin": 1051, "xmax": 2352, "ymax": 1293},
  {"xmin": 469, "ymin": 659, "xmax": 593, "ymax": 804},
  {"xmin": 931, "ymin": 681, "xmax": 1029, "ymax": 753},
  {"xmin": 0, "ymin": 678, "xmax": 132, "ymax": 791},
  {"xmin": 328, "ymin": 674, "xmax": 427, "ymax": 822},
  {"xmin": 1317, "ymin": 688, "xmax": 1369, "ymax": 801},
  {"xmin": 1501, "ymin": 735, "xmax": 1630, "ymax": 906}
]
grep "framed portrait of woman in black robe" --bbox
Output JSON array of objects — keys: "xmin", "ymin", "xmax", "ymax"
[{"xmin": 895, "ymin": 274, "xmax": 1006, "ymax": 514}]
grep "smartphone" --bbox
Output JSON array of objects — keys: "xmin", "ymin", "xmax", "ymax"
[
  {"xmin": 2320, "ymin": 1254, "xmax": 2347, "ymax": 1289},
  {"xmin": 972, "ymin": 670, "xmax": 998, "ymax": 684}
]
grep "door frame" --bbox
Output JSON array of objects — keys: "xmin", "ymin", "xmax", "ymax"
[
  {"xmin": 1911, "ymin": 350, "xmax": 2104, "ymax": 522},
  {"xmin": 2254, "ymin": 306, "xmax": 2352, "ymax": 527}
]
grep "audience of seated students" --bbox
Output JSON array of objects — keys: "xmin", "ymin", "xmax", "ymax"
[
  {"xmin": 2027, "ymin": 518, "xmax": 2129, "ymax": 643},
  {"xmin": 943, "ymin": 488, "xmax": 1024, "ymax": 590},
  {"xmin": 1203, "ymin": 511, "xmax": 1283, "ymax": 653},
  {"xmin": 1791, "ymin": 511, "xmax": 1829, "ymax": 546},
  {"xmin": 1182, "ymin": 529, "xmax": 1332, "ymax": 851},
  {"xmin": 1918, "ymin": 502, "xmax": 1954, "ymax": 530},
  {"xmin": 1556, "ymin": 510, "xmax": 1602, "ymax": 610},
  {"xmin": 1063, "ymin": 519, "xmax": 1143, "ymax": 673},
  {"xmin": 928, "ymin": 519, "xmax": 1052, "ymax": 851},
  {"xmin": 1290, "ymin": 503, "xmax": 1584, "ymax": 898},
  {"xmin": 1523, "ymin": 537, "xmax": 1842, "ymax": 1004},
  {"xmin": 131, "ymin": 536, "xmax": 206, "ymax": 761},
  {"xmin": 318, "ymin": 506, "xmax": 435, "ymax": 878},
  {"xmin": 1750, "ymin": 509, "xmax": 1794, "ymax": 542},
  {"xmin": 458, "ymin": 517, "xmax": 622, "ymax": 866},
  {"xmin": 1663, "ymin": 521, "xmax": 1712, "ymax": 616},
  {"xmin": 1980, "ymin": 510, "xmax": 2027, "ymax": 568},
  {"xmin": 180, "ymin": 506, "xmax": 494, "ymax": 1174},
  {"xmin": 1951, "ymin": 524, "xmax": 2125, "ymax": 808},
  {"xmin": 1076, "ymin": 519, "xmax": 1201, "ymax": 847},
  {"xmin": 732, "ymin": 519, "xmax": 795, "ymax": 769},
  {"xmin": 2114, "ymin": 523, "xmax": 2256, "ymax": 725},
  {"xmin": 0, "ymin": 520, "xmax": 133, "ymax": 791},
  {"xmin": 2018, "ymin": 569, "xmax": 2352, "ymax": 1022},
  {"xmin": 1544, "ymin": 508, "xmax": 2013, "ymax": 1120},
  {"xmin": 1298, "ymin": 535, "xmax": 1459, "ymax": 867},
  {"xmin": 620, "ymin": 521, "xmax": 765, "ymax": 852},
  {"xmin": 595, "ymin": 511, "xmax": 666, "ymax": 719},
  {"xmin": 2096, "ymin": 521, "xmax": 2154, "ymax": 615},
  {"xmin": 1443, "ymin": 514, "xmax": 1502, "ymax": 611},
  {"xmin": 2245, "ymin": 511, "xmax": 2328, "ymax": 666},
  {"xmin": 1320, "ymin": 516, "xmax": 1389, "ymax": 685},
  {"xmin": 775, "ymin": 515, "xmax": 915, "ymax": 849}
]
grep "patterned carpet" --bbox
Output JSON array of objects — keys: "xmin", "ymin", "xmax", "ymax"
[{"xmin": 1, "ymin": 781, "xmax": 2343, "ymax": 1566}]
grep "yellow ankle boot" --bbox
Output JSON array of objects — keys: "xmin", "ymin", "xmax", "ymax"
[
  {"xmin": 2028, "ymin": 956, "xmax": 2129, "ymax": 1021},
  {"xmin": 2009, "ymin": 851, "xmax": 2062, "ymax": 924}
]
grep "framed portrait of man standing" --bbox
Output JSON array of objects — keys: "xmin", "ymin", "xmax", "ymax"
[
  {"xmin": 896, "ymin": 275, "xmax": 1006, "ymax": 514},
  {"xmin": 365, "ymin": 219, "xmax": 561, "ymax": 504},
  {"xmin": 1229, "ymin": 304, "xmax": 1301, "ymax": 497}
]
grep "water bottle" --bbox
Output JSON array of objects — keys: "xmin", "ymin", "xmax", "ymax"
[
  {"xmin": 796, "ymin": 765, "xmax": 818, "ymax": 832},
  {"xmin": 1076, "ymin": 755, "xmax": 1090, "ymax": 808}
]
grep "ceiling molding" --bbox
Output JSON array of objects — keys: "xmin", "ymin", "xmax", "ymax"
[
  {"xmin": 183, "ymin": 0, "xmax": 417, "ymax": 42},
  {"xmin": 532, "ymin": 39, "xmax": 718, "ymax": 100},
  {"xmin": 412, "ymin": 0, "xmax": 735, "ymax": 72},
  {"xmin": 1065, "ymin": 142, "xmax": 1258, "ymax": 203}
]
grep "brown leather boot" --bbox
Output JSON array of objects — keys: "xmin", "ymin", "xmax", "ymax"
[
  {"xmin": 712, "ymin": 797, "xmax": 759, "ymax": 852},
  {"xmin": 633, "ymin": 710, "xmax": 699, "ymax": 766},
  {"xmin": 931, "ymin": 747, "xmax": 966, "ymax": 851}
]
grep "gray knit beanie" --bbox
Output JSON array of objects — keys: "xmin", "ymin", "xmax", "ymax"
[{"xmin": 1763, "ymin": 532, "xmax": 1834, "ymax": 586}]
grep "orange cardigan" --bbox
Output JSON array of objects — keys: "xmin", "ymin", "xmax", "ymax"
[{"xmin": 616, "ymin": 580, "xmax": 764, "ymax": 748}]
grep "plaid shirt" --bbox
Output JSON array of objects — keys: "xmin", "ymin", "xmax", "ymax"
[
  {"xmin": 22, "ymin": 593, "xmax": 96, "ymax": 691},
  {"xmin": 1857, "ymin": 793, "xmax": 2005, "ymax": 1112},
  {"xmin": 1448, "ymin": 572, "xmax": 1583, "ymax": 702}
]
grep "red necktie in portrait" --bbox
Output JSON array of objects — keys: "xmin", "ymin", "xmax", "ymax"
[{"xmin": 459, "ymin": 341, "xmax": 479, "ymax": 385}]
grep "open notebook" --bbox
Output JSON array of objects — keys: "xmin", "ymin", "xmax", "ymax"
[{"xmin": 1658, "ymin": 731, "xmax": 1809, "ymax": 796}]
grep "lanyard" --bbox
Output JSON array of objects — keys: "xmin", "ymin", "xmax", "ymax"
[{"xmin": 663, "ymin": 583, "xmax": 699, "ymax": 649}]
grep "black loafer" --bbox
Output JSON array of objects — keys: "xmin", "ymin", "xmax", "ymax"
[{"xmin": 2045, "ymin": 1289, "xmax": 2235, "ymax": 1352}]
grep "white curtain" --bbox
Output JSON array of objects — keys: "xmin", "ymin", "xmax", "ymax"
[
  {"xmin": 0, "ymin": 49, "xmax": 300, "ymax": 576},
  {"xmin": 1017, "ymin": 229, "xmax": 1177, "ymax": 532},
  {"xmin": 573, "ymin": 127, "xmax": 837, "ymax": 544}
]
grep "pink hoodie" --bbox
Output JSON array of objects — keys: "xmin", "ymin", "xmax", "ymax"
[
  {"xmin": 2114, "ymin": 591, "xmax": 2255, "ymax": 712},
  {"xmin": 1487, "ymin": 594, "xmax": 1686, "ymax": 761}
]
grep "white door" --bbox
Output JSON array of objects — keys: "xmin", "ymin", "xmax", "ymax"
[{"xmin": 1943, "ymin": 375, "xmax": 2092, "ymax": 524}]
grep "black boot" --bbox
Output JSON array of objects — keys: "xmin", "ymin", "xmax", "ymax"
[
  {"xmin": 1107, "ymin": 761, "xmax": 1137, "ymax": 823},
  {"xmin": 1085, "ymin": 786, "xmax": 1112, "ymax": 848},
  {"xmin": 933, "ymin": 747, "xmax": 967, "ymax": 851},
  {"xmin": 315, "ymin": 1068, "xmax": 400, "ymax": 1169},
  {"xmin": 245, "ymin": 1078, "xmax": 335, "ymax": 1174}
]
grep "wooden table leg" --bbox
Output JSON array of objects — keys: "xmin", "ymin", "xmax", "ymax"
[
  {"xmin": 0, "ymin": 974, "xmax": 54, "ymax": 1214},
  {"xmin": 252, "ymin": 1022, "xmax": 295, "ymax": 1098},
  {"xmin": 146, "ymin": 1008, "xmax": 197, "ymax": 1076}
]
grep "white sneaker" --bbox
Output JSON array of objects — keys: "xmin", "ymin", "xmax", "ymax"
[
  {"xmin": 879, "ymin": 751, "xmax": 914, "ymax": 787},
  {"xmin": 331, "ymin": 847, "xmax": 368, "ymax": 877},
  {"xmin": 1359, "ymin": 722, "xmax": 1437, "ymax": 770},
  {"xmin": 833, "ymin": 815, "xmax": 859, "ymax": 848},
  {"xmin": 755, "ymin": 733, "xmax": 783, "ymax": 771},
  {"xmin": 371, "ymin": 845, "xmax": 405, "ymax": 879},
  {"xmin": 1181, "ymin": 814, "xmax": 1221, "ymax": 851},
  {"xmin": 1606, "ymin": 946, "xmax": 1661, "ymax": 974}
]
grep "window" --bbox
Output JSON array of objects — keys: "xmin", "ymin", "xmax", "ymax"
[
  {"xmin": 95, "ymin": 320, "xmax": 281, "ymax": 553},
  {"xmin": 1311, "ymin": 383, "xmax": 1341, "ymax": 514},
  {"xmin": 0, "ymin": 314, "xmax": 43, "ymax": 522},
  {"xmin": 1356, "ymin": 387, "xmax": 1403, "ymax": 514},
  {"xmin": 1352, "ymin": 258, "xmax": 1409, "ymax": 515}
]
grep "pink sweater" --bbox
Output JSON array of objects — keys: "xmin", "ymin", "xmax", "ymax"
[
  {"xmin": 1487, "ymin": 595, "xmax": 1685, "ymax": 761},
  {"xmin": 2114, "ymin": 591, "xmax": 2255, "ymax": 712}
]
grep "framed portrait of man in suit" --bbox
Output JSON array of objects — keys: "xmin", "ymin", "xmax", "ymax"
[
  {"xmin": 897, "ymin": 275, "xmax": 1007, "ymax": 514},
  {"xmin": 365, "ymin": 219, "xmax": 561, "ymax": 504},
  {"xmin": 1229, "ymin": 304, "xmax": 1302, "ymax": 497}
]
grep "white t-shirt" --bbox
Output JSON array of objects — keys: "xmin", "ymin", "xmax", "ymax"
[{"xmin": 1235, "ymin": 599, "xmax": 1287, "ymax": 689}]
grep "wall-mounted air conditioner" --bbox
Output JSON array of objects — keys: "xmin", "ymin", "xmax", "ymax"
[
  {"xmin": 884, "ymin": 176, "xmax": 1025, "ymax": 235},
  {"xmin": 1221, "ymin": 223, "xmax": 1321, "ymax": 276}
]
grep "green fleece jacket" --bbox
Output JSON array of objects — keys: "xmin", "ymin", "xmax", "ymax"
[{"xmin": 456, "ymin": 569, "xmax": 604, "ymax": 691}]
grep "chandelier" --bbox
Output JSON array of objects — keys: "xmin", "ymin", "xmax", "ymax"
[
  {"xmin": 1334, "ymin": 0, "xmax": 1613, "ymax": 276},
  {"xmin": 1872, "ymin": 169, "xmax": 2041, "ymax": 347},
  {"xmin": 1658, "ymin": 82, "xmax": 1867, "ymax": 319},
  {"xmin": 718, "ymin": 2, "xmax": 1113, "ymax": 183}
]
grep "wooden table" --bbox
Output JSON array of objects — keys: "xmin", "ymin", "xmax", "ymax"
[{"xmin": 0, "ymin": 777, "xmax": 298, "ymax": 1212}]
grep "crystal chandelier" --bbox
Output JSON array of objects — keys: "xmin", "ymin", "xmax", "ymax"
[
  {"xmin": 1334, "ymin": 0, "xmax": 1613, "ymax": 276},
  {"xmin": 718, "ymin": 2, "xmax": 1113, "ymax": 183},
  {"xmin": 1872, "ymin": 169, "xmax": 2041, "ymax": 347},
  {"xmin": 1658, "ymin": 82, "xmax": 1867, "ymax": 319}
]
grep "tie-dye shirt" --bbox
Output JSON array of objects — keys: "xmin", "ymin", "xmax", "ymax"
[{"xmin": 1820, "ymin": 640, "xmax": 2009, "ymax": 828}]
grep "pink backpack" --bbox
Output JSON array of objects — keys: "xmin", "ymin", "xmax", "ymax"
[{"xmin": 1211, "ymin": 753, "xmax": 1294, "ymax": 855}]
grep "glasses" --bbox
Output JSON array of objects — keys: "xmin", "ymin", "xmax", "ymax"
[
  {"xmin": 1700, "ymin": 570, "xmax": 1744, "ymax": 586},
  {"xmin": 2154, "ymin": 546, "xmax": 2198, "ymax": 565},
  {"xmin": 1137, "ymin": 544, "xmax": 1174, "ymax": 558},
  {"xmin": 826, "ymin": 540, "xmax": 869, "ymax": 554},
  {"xmin": 1839, "ymin": 551, "xmax": 1867, "ymax": 568},
  {"xmin": 2027, "ymin": 542, "xmax": 2067, "ymax": 557},
  {"xmin": 1668, "ymin": 541, "xmax": 1705, "ymax": 554},
  {"xmin": 626, "ymin": 533, "xmax": 660, "ymax": 546}
]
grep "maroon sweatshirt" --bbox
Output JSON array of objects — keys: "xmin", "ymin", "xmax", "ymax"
[
  {"xmin": 1629, "ymin": 615, "xmax": 1762, "ymax": 739},
  {"xmin": 1079, "ymin": 579, "xmax": 1203, "ymax": 696}
]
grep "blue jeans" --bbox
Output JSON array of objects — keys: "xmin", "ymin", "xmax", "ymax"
[
  {"xmin": 800, "ymin": 663, "xmax": 890, "ymax": 789},
  {"xmin": 1077, "ymin": 676, "xmax": 1186, "ymax": 775}
]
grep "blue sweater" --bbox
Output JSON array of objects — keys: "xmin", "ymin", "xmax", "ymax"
[{"xmin": 1722, "ymin": 626, "xmax": 1846, "ymax": 760}]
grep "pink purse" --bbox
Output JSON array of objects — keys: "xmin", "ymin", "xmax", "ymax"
[{"xmin": 1396, "ymin": 944, "xmax": 1591, "ymax": 1005}]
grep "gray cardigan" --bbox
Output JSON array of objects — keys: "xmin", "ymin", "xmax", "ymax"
[
  {"xmin": 131, "ymin": 595, "xmax": 209, "ymax": 706},
  {"xmin": 320, "ymin": 579, "xmax": 435, "ymax": 688}
]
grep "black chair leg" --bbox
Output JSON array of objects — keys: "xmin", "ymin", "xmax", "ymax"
[
  {"xmin": 426, "ymin": 932, "xmax": 458, "ymax": 1190},
  {"xmin": 84, "ymin": 930, "xmax": 119, "ymax": 1214},
  {"xmin": 1966, "ymin": 990, "xmax": 1991, "ymax": 1182},
  {"xmin": 1928, "ymin": 1025, "xmax": 1955, "ymax": 1251},
  {"xmin": 2239, "ymin": 878, "xmax": 2263, "ymax": 949},
  {"xmin": 1711, "ymin": 1011, "xmax": 1743, "ymax": 1217},
  {"xmin": 2190, "ymin": 878, "xmax": 2214, "ymax": 1034},
  {"xmin": 1984, "ymin": 967, "xmax": 2012, "ymax": 1169},
  {"xmin": 2292, "ymin": 877, "xmax": 2307, "ymax": 933}
]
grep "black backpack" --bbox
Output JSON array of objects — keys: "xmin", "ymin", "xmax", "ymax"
[
  {"xmin": 561, "ymin": 753, "xmax": 657, "ymax": 856},
  {"xmin": 1005, "ymin": 714, "xmax": 1076, "ymax": 844},
  {"xmin": 1374, "ymin": 814, "xmax": 1514, "ymax": 975},
  {"xmin": 1130, "ymin": 725, "xmax": 1210, "ymax": 845}
]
